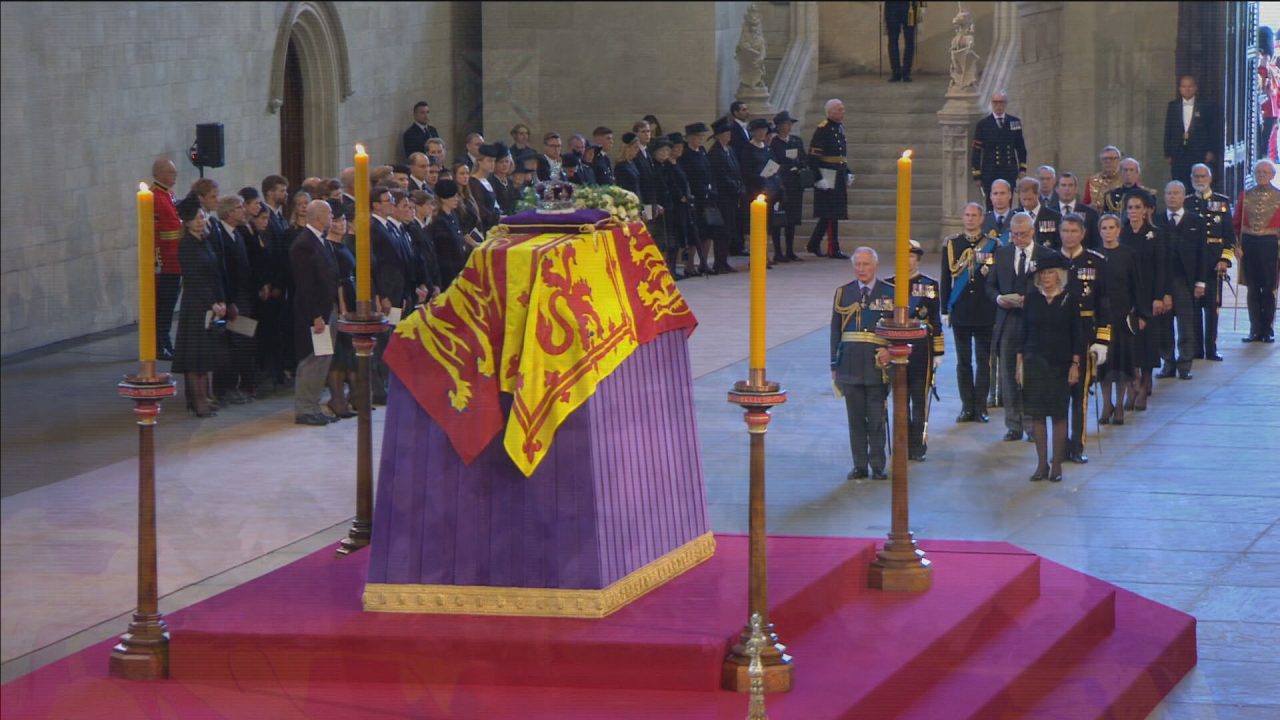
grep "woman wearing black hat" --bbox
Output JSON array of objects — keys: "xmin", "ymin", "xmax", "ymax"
[
  {"xmin": 429, "ymin": 179, "xmax": 468, "ymax": 289},
  {"xmin": 742, "ymin": 117, "xmax": 782, "ymax": 268},
  {"xmin": 770, "ymin": 111, "xmax": 806, "ymax": 263},
  {"xmin": 172, "ymin": 196, "xmax": 227, "ymax": 417},
  {"xmin": 615, "ymin": 132, "xmax": 643, "ymax": 198},
  {"xmin": 1016, "ymin": 251, "xmax": 1081, "ymax": 482}
]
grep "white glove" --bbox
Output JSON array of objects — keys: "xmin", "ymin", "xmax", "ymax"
[
  {"xmin": 932, "ymin": 355, "xmax": 943, "ymax": 371},
  {"xmin": 846, "ymin": 172, "xmax": 856, "ymax": 188},
  {"xmin": 942, "ymin": 314, "xmax": 951, "ymax": 328},
  {"xmin": 1089, "ymin": 343, "xmax": 1107, "ymax": 367},
  {"xmin": 814, "ymin": 177, "xmax": 831, "ymax": 190}
]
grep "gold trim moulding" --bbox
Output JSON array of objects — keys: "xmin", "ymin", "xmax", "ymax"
[{"xmin": 363, "ymin": 532, "xmax": 716, "ymax": 618}]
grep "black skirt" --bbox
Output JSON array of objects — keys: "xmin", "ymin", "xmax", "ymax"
[{"xmin": 1022, "ymin": 355, "xmax": 1070, "ymax": 419}]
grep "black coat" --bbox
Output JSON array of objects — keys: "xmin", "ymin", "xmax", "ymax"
[
  {"xmin": 430, "ymin": 210, "xmax": 468, "ymax": 288},
  {"xmin": 372, "ymin": 218, "xmax": 414, "ymax": 309},
  {"xmin": 1154, "ymin": 209, "xmax": 1210, "ymax": 289},
  {"xmin": 405, "ymin": 218, "xmax": 443, "ymax": 291},
  {"xmin": 172, "ymin": 232, "xmax": 226, "ymax": 374},
  {"xmin": 491, "ymin": 176, "xmax": 521, "ymax": 215},
  {"xmin": 615, "ymin": 160, "xmax": 642, "ymax": 198},
  {"xmin": 970, "ymin": 114, "xmax": 1028, "ymax": 178},
  {"xmin": 986, "ymin": 243, "xmax": 1055, "ymax": 345},
  {"xmin": 402, "ymin": 123, "xmax": 440, "ymax": 161},
  {"xmin": 635, "ymin": 148, "xmax": 659, "ymax": 206},
  {"xmin": 289, "ymin": 226, "xmax": 339, "ymax": 358},
  {"xmin": 808, "ymin": 119, "xmax": 849, "ymax": 220},
  {"xmin": 741, "ymin": 142, "xmax": 781, "ymax": 201},
  {"xmin": 679, "ymin": 146, "xmax": 716, "ymax": 203},
  {"xmin": 215, "ymin": 221, "xmax": 255, "ymax": 311},
  {"xmin": 771, "ymin": 134, "xmax": 806, "ymax": 226},
  {"xmin": 709, "ymin": 142, "xmax": 743, "ymax": 199},
  {"xmin": 469, "ymin": 177, "xmax": 501, "ymax": 232},
  {"xmin": 1163, "ymin": 98, "xmax": 1221, "ymax": 163},
  {"xmin": 591, "ymin": 153, "xmax": 614, "ymax": 185}
]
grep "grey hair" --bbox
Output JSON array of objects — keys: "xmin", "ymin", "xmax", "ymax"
[
  {"xmin": 1009, "ymin": 211, "xmax": 1034, "ymax": 230},
  {"xmin": 1164, "ymin": 180, "xmax": 1186, "ymax": 193},
  {"xmin": 1254, "ymin": 158, "xmax": 1276, "ymax": 174},
  {"xmin": 991, "ymin": 178, "xmax": 1012, "ymax": 192},
  {"xmin": 850, "ymin": 246, "xmax": 879, "ymax": 265},
  {"xmin": 1037, "ymin": 164, "xmax": 1056, "ymax": 176},
  {"xmin": 216, "ymin": 194, "xmax": 244, "ymax": 220},
  {"xmin": 1190, "ymin": 163, "xmax": 1211, "ymax": 177},
  {"xmin": 1034, "ymin": 267, "xmax": 1070, "ymax": 293},
  {"xmin": 1120, "ymin": 157, "xmax": 1141, "ymax": 173},
  {"xmin": 824, "ymin": 98, "xmax": 843, "ymax": 114}
]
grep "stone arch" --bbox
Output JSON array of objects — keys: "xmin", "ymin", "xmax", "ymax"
[{"xmin": 268, "ymin": 1, "xmax": 352, "ymax": 178}]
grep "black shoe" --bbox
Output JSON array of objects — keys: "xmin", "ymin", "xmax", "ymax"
[
  {"xmin": 976, "ymin": 413, "xmax": 990, "ymax": 423},
  {"xmin": 1265, "ymin": 336, "xmax": 1276, "ymax": 343},
  {"xmin": 889, "ymin": 72, "xmax": 902, "ymax": 83},
  {"xmin": 908, "ymin": 452, "xmax": 926, "ymax": 462},
  {"xmin": 1068, "ymin": 452, "xmax": 1089, "ymax": 464},
  {"xmin": 848, "ymin": 468, "xmax": 869, "ymax": 480},
  {"xmin": 295, "ymin": 414, "xmax": 329, "ymax": 426},
  {"xmin": 872, "ymin": 469, "xmax": 889, "ymax": 480},
  {"xmin": 786, "ymin": 253, "xmax": 802, "ymax": 262},
  {"xmin": 1113, "ymin": 418, "xmax": 1124, "ymax": 426},
  {"xmin": 1178, "ymin": 369, "xmax": 1193, "ymax": 380},
  {"xmin": 830, "ymin": 251, "xmax": 850, "ymax": 260},
  {"xmin": 1242, "ymin": 335, "xmax": 1260, "ymax": 343},
  {"xmin": 956, "ymin": 410, "xmax": 974, "ymax": 423},
  {"xmin": 1029, "ymin": 466, "xmax": 1048, "ymax": 481},
  {"xmin": 1003, "ymin": 430, "xmax": 1022, "ymax": 442},
  {"xmin": 902, "ymin": 75, "xmax": 913, "ymax": 83},
  {"xmin": 1206, "ymin": 352, "xmax": 1223, "ymax": 361},
  {"xmin": 806, "ymin": 242, "xmax": 820, "ymax": 255}
]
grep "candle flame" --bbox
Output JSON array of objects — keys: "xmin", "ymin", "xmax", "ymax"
[
  {"xmin": 902, "ymin": 149, "xmax": 913, "ymax": 160},
  {"xmin": 355, "ymin": 143, "xmax": 366, "ymax": 154},
  {"xmin": 756, "ymin": 194, "xmax": 766, "ymax": 203},
  {"xmin": 138, "ymin": 182, "xmax": 149, "ymax": 191}
]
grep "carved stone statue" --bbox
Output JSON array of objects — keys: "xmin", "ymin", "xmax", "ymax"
[
  {"xmin": 736, "ymin": 2, "xmax": 768, "ymax": 93},
  {"xmin": 949, "ymin": 9, "xmax": 980, "ymax": 92}
]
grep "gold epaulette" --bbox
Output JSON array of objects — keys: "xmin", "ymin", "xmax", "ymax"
[
  {"xmin": 1220, "ymin": 247, "xmax": 1234, "ymax": 264},
  {"xmin": 932, "ymin": 335, "xmax": 945, "ymax": 354},
  {"xmin": 841, "ymin": 331, "xmax": 889, "ymax": 346},
  {"xmin": 1081, "ymin": 310, "xmax": 1094, "ymax": 318},
  {"xmin": 817, "ymin": 119, "xmax": 829, "ymax": 128},
  {"xmin": 1095, "ymin": 324, "xmax": 1112, "ymax": 344}
]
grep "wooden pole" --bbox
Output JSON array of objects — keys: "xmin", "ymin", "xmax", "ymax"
[
  {"xmin": 336, "ymin": 300, "xmax": 388, "ymax": 556},
  {"xmin": 110, "ymin": 369, "xmax": 175, "ymax": 680},
  {"xmin": 722, "ymin": 374, "xmax": 792, "ymax": 693}
]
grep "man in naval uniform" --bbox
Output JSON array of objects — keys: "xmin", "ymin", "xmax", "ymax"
[
  {"xmin": 886, "ymin": 240, "xmax": 945, "ymax": 462},
  {"xmin": 970, "ymin": 92, "xmax": 1027, "ymax": 208},
  {"xmin": 1058, "ymin": 214, "xmax": 1110, "ymax": 464},
  {"xmin": 1186, "ymin": 163, "xmax": 1235, "ymax": 360},
  {"xmin": 831, "ymin": 247, "xmax": 895, "ymax": 480}
]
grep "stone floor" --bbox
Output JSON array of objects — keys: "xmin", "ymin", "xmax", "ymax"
[{"xmin": 2, "ymin": 250, "xmax": 1276, "ymax": 719}]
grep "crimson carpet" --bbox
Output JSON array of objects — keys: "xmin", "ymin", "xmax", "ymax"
[{"xmin": 1, "ymin": 535, "xmax": 1195, "ymax": 719}]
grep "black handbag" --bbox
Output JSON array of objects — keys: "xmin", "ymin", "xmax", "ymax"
[
  {"xmin": 701, "ymin": 205, "xmax": 725, "ymax": 227},
  {"xmin": 797, "ymin": 166, "xmax": 816, "ymax": 189}
]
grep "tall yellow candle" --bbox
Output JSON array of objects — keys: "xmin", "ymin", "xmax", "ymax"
[
  {"xmin": 137, "ymin": 182, "xmax": 156, "ymax": 364},
  {"xmin": 749, "ymin": 194, "xmax": 768, "ymax": 370},
  {"xmin": 895, "ymin": 150, "xmax": 913, "ymax": 308},
  {"xmin": 354, "ymin": 144, "xmax": 371, "ymax": 304}
]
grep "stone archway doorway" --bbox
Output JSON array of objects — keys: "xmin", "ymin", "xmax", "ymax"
[{"xmin": 268, "ymin": 1, "xmax": 352, "ymax": 181}]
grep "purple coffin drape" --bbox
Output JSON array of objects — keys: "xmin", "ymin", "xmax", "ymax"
[{"xmin": 367, "ymin": 329, "xmax": 710, "ymax": 590}]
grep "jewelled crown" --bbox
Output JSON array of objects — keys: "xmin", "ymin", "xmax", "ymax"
[{"xmin": 534, "ymin": 180, "xmax": 577, "ymax": 212}]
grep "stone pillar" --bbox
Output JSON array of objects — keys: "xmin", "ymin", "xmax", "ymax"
[{"xmin": 936, "ymin": 5, "xmax": 984, "ymax": 244}]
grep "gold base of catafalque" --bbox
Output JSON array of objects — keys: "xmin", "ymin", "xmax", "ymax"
[{"xmin": 363, "ymin": 533, "xmax": 715, "ymax": 618}]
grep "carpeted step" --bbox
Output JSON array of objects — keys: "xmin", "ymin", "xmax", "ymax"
[
  {"xmin": 1003, "ymin": 583, "xmax": 1197, "ymax": 720},
  {"xmin": 887, "ymin": 557, "xmax": 1118, "ymax": 719}
]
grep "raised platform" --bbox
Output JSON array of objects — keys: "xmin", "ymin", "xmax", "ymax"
[{"xmin": 0, "ymin": 535, "xmax": 1196, "ymax": 719}]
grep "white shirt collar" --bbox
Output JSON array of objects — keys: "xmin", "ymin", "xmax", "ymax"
[
  {"xmin": 1182, "ymin": 97, "xmax": 1195, "ymax": 106},
  {"xmin": 221, "ymin": 220, "xmax": 238, "ymax": 237},
  {"xmin": 305, "ymin": 224, "xmax": 327, "ymax": 241}
]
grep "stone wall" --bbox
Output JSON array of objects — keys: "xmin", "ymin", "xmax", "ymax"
[
  {"xmin": 0, "ymin": 1, "xmax": 461, "ymax": 355},
  {"xmin": 482, "ymin": 1, "xmax": 748, "ymax": 155},
  {"xmin": 1009, "ymin": 1, "xmax": 1178, "ymax": 185}
]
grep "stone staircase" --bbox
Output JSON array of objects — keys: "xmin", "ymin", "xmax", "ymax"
[{"xmin": 805, "ymin": 70, "xmax": 947, "ymax": 248}]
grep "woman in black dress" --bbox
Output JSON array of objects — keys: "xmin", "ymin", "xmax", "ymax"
[
  {"xmin": 1118, "ymin": 191, "xmax": 1167, "ymax": 411},
  {"xmin": 614, "ymin": 132, "xmax": 642, "ymax": 198},
  {"xmin": 324, "ymin": 201, "xmax": 357, "ymax": 418},
  {"xmin": 741, "ymin": 118, "xmax": 782, "ymax": 268},
  {"xmin": 171, "ymin": 196, "xmax": 227, "ymax": 418},
  {"xmin": 1097, "ymin": 213, "xmax": 1143, "ymax": 424},
  {"xmin": 429, "ymin": 179, "xmax": 469, "ymax": 289},
  {"xmin": 1016, "ymin": 252, "xmax": 1081, "ymax": 482},
  {"xmin": 770, "ymin": 111, "xmax": 806, "ymax": 262}
]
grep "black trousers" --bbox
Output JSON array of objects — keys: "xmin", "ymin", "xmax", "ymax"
[
  {"xmin": 841, "ymin": 381, "xmax": 888, "ymax": 473},
  {"xmin": 1158, "ymin": 278, "xmax": 1198, "ymax": 370},
  {"xmin": 1196, "ymin": 272, "xmax": 1221, "ymax": 356},
  {"xmin": 952, "ymin": 325, "xmax": 992, "ymax": 415},
  {"xmin": 808, "ymin": 218, "xmax": 841, "ymax": 255},
  {"xmin": 1067, "ymin": 320, "xmax": 1096, "ymax": 455},
  {"xmin": 713, "ymin": 197, "xmax": 739, "ymax": 270},
  {"xmin": 156, "ymin": 274, "xmax": 181, "ymax": 351},
  {"xmin": 886, "ymin": 19, "xmax": 916, "ymax": 76},
  {"xmin": 905, "ymin": 351, "xmax": 929, "ymax": 455},
  {"xmin": 1242, "ymin": 234, "xmax": 1278, "ymax": 338}
]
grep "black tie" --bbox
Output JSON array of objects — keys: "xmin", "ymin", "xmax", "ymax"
[
  {"xmin": 860, "ymin": 286, "xmax": 870, "ymax": 305},
  {"xmin": 997, "ymin": 214, "xmax": 1005, "ymax": 228},
  {"xmin": 997, "ymin": 117, "xmax": 1003, "ymax": 130},
  {"xmin": 1064, "ymin": 204, "xmax": 1073, "ymax": 215},
  {"xmin": 1017, "ymin": 249, "xmax": 1026, "ymax": 278}
]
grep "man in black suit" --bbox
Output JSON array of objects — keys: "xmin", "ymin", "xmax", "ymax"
[
  {"xmin": 407, "ymin": 152, "xmax": 432, "ymax": 194},
  {"xmin": 370, "ymin": 187, "xmax": 415, "ymax": 403},
  {"xmin": 536, "ymin": 132, "xmax": 565, "ymax": 182},
  {"xmin": 1163, "ymin": 76, "xmax": 1221, "ymax": 190},
  {"xmin": 289, "ymin": 200, "xmax": 339, "ymax": 426},
  {"xmin": 970, "ymin": 92, "xmax": 1028, "ymax": 207},
  {"xmin": 981, "ymin": 178, "xmax": 1015, "ymax": 240},
  {"xmin": 986, "ymin": 213, "xmax": 1054, "ymax": 441},
  {"xmin": 401, "ymin": 101, "xmax": 440, "ymax": 162},
  {"xmin": 727, "ymin": 100, "xmax": 751, "ymax": 160},
  {"xmin": 1054, "ymin": 172, "xmax": 1102, "ymax": 250},
  {"xmin": 1153, "ymin": 181, "xmax": 1208, "ymax": 379},
  {"xmin": 708, "ymin": 117, "xmax": 743, "ymax": 274},
  {"xmin": 1017, "ymin": 176, "xmax": 1062, "ymax": 250},
  {"xmin": 633, "ymin": 120, "xmax": 661, "ymax": 216}
]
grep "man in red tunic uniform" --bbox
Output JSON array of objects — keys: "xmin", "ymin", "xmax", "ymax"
[
  {"xmin": 1234, "ymin": 159, "xmax": 1280, "ymax": 343},
  {"xmin": 152, "ymin": 158, "xmax": 183, "ymax": 359}
]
